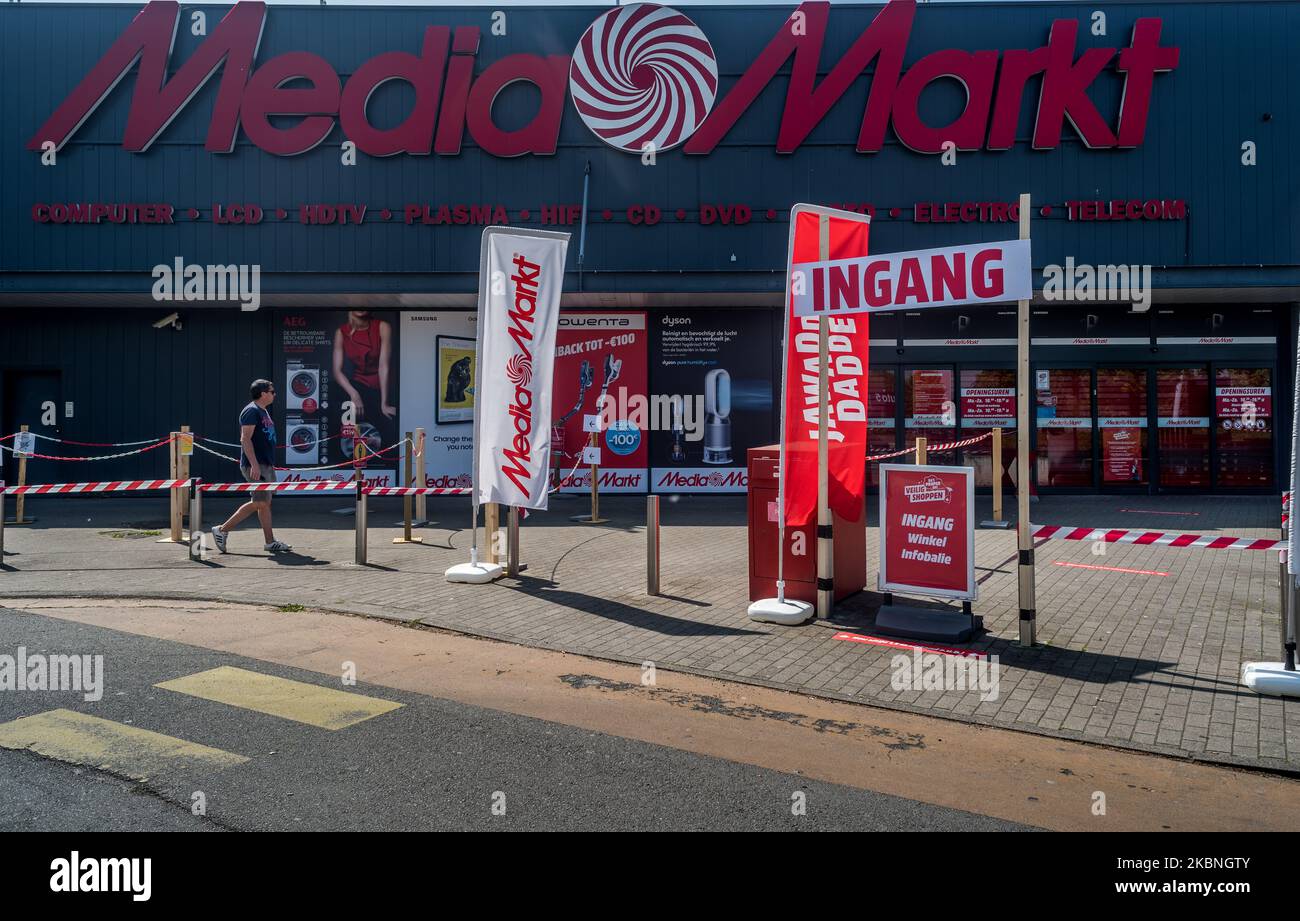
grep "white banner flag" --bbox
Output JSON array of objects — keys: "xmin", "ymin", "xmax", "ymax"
[
  {"xmin": 475, "ymin": 227, "xmax": 570, "ymax": 511},
  {"xmin": 790, "ymin": 239, "xmax": 1032, "ymax": 317}
]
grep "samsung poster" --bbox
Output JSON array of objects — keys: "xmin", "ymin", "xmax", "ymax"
[
  {"xmin": 275, "ymin": 310, "xmax": 400, "ymax": 486},
  {"xmin": 650, "ymin": 309, "xmax": 777, "ymax": 493},
  {"xmin": 554, "ymin": 312, "xmax": 649, "ymax": 493},
  {"xmin": 399, "ymin": 312, "xmax": 477, "ymax": 490}
]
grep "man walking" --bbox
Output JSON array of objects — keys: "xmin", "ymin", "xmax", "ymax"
[{"xmin": 212, "ymin": 379, "xmax": 294, "ymax": 554}]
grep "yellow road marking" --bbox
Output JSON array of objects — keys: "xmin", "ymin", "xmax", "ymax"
[
  {"xmin": 155, "ymin": 666, "xmax": 402, "ymax": 730},
  {"xmin": 0, "ymin": 709, "xmax": 248, "ymax": 779}
]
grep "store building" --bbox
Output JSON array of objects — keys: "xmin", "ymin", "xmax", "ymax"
[{"xmin": 1, "ymin": 0, "xmax": 1297, "ymax": 493}]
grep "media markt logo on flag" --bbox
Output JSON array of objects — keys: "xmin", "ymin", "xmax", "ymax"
[
  {"xmin": 903, "ymin": 475, "xmax": 952, "ymax": 504},
  {"xmin": 499, "ymin": 252, "xmax": 543, "ymax": 499}
]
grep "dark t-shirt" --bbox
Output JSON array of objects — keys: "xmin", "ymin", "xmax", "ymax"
[{"xmin": 239, "ymin": 402, "xmax": 276, "ymax": 469}]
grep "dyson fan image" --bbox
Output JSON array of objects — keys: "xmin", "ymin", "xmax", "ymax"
[{"xmin": 703, "ymin": 368, "xmax": 732, "ymax": 465}]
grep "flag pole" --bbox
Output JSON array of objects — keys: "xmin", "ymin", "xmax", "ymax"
[{"xmin": 815, "ymin": 215, "xmax": 833, "ymax": 619}]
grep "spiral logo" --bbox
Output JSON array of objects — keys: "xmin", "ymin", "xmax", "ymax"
[
  {"xmin": 506, "ymin": 354, "xmax": 532, "ymax": 387},
  {"xmin": 569, "ymin": 4, "xmax": 718, "ymax": 154}
]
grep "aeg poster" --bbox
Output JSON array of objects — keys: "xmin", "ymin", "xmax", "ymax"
[{"xmin": 276, "ymin": 310, "xmax": 400, "ymax": 486}]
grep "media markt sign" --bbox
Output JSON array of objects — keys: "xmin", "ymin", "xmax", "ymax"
[{"xmin": 29, "ymin": 0, "xmax": 1178, "ymax": 158}]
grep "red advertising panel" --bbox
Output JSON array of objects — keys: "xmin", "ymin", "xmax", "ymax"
[
  {"xmin": 879, "ymin": 464, "xmax": 975, "ymax": 601},
  {"xmin": 553, "ymin": 312, "xmax": 649, "ymax": 493}
]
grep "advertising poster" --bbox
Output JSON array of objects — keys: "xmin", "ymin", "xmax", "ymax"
[
  {"xmin": 878, "ymin": 464, "xmax": 975, "ymax": 600},
  {"xmin": 909, "ymin": 369, "xmax": 952, "ymax": 427},
  {"xmin": 276, "ymin": 310, "xmax": 400, "ymax": 486},
  {"xmin": 650, "ymin": 308, "xmax": 776, "ymax": 493},
  {"xmin": 553, "ymin": 312, "xmax": 648, "ymax": 493},
  {"xmin": 1101, "ymin": 426, "xmax": 1144, "ymax": 482},
  {"xmin": 400, "ymin": 312, "xmax": 477, "ymax": 490}
]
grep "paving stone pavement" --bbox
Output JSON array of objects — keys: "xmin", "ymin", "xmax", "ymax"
[{"xmin": 1, "ymin": 488, "xmax": 1296, "ymax": 772}]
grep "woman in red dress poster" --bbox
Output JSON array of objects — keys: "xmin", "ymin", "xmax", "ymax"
[{"xmin": 333, "ymin": 311, "xmax": 397, "ymax": 455}]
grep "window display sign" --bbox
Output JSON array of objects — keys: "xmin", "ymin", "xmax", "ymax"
[
  {"xmin": 400, "ymin": 312, "xmax": 477, "ymax": 490},
  {"xmin": 650, "ymin": 308, "xmax": 776, "ymax": 493},
  {"xmin": 959, "ymin": 386, "xmax": 1015, "ymax": 427},
  {"xmin": 554, "ymin": 312, "xmax": 648, "ymax": 493},
  {"xmin": 907, "ymin": 369, "xmax": 953, "ymax": 427},
  {"xmin": 879, "ymin": 464, "xmax": 976, "ymax": 601},
  {"xmin": 277, "ymin": 310, "xmax": 400, "ymax": 486},
  {"xmin": 1216, "ymin": 386, "xmax": 1271, "ymax": 419},
  {"xmin": 1101, "ymin": 425, "xmax": 1144, "ymax": 482}
]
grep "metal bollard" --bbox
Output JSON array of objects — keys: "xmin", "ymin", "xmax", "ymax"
[
  {"xmin": 646, "ymin": 495, "xmax": 660, "ymax": 595},
  {"xmin": 355, "ymin": 485, "xmax": 368, "ymax": 565},
  {"xmin": 0, "ymin": 480, "xmax": 6, "ymax": 564},
  {"xmin": 188, "ymin": 479, "xmax": 203, "ymax": 562}
]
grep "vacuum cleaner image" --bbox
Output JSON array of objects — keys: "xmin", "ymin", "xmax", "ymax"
[{"xmin": 703, "ymin": 368, "xmax": 732, "ymax": 465}]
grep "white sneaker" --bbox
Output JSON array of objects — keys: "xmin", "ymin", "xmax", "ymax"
[
  {"xmin": 211, "ymin": 526, "xmax": 228, "ymax": 554},
  {"xmin": 265, "ymin": 540, "xmax": 293, "ymax": 553}
]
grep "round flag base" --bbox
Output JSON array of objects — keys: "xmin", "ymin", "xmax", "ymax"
[
  {"xmin": 747, "ymin": 597, "xmax": 813, "ymax": 626},
  {"xmin": 445, "ymin": 561, "xmax": 504, "ymax": 584},
  {"xmin": 1242, "ymin": 662, "xmax": 1300, "ymax": 698}
]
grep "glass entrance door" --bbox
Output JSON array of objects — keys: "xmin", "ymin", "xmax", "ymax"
[
  {"xmin": 1035, "ymin": 368, "xmax": 1093, "ymax": 487},
  {"xmin": 959, "ymin": 368, "xmax": 1016, "ymax": 488},
  {"xmin": 1215, "ymin": 367, "xmax": 1274, "ymax": 487},
  {"xmin": 1156, "ymin": 367, "xmax": 1211, "ymax": 488},
  {"xmin": 1098, "ymin": 367, "xmax": 1149, "ymax": 488}
]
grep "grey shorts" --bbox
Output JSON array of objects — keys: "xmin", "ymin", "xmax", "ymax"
[{"xmin": 241, "ymin": 465, "xmax": 276, "ymax": 503}]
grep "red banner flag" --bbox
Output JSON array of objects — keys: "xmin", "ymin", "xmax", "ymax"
[{"xmin": 781, "ymin": 206, "xmax": 871, "ymax": 527}]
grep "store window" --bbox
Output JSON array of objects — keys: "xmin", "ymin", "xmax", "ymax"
[
  {"xmin": 905, "ymin": 368, "xmax": 955, "ymax": 454},
  {"xmin": 1097, "ymin": 367, "xmax": 1148, "ymax": 486},
  {"xmin": 1157, "ymin": 368, "xmax": 1210, "ymax": 488},
  {"xmin": 867, "ymin": 367, "xmax": 897, "ymax": 487},
  {"xmin": 959, "ymin": 369, "xmax": 1015, "ymax": 488},
  {"xmin": 1216, "ymin": 368, "xmax": 1273, "ymax": 487},
  {"xmin": 1035, "ymin": 368, "xmax": 1092, "ymax": 487}
]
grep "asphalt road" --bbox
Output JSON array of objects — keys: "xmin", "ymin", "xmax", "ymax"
[{"xmin": 0, "ymin": 607, "xmax": 1031, "ymax": 832}]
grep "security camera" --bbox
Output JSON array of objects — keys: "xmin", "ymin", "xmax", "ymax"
[{"xmin": 152, "ymin": 312, "xmax": 182, "ymax": 330}]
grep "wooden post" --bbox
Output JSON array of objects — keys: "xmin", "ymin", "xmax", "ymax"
[
  {"xmin": 992, "ymin": 427, "xmax": 1004, "ymax": 522},
  {"xmin": 167, "ymin": 431, "xmax": 182, "ymax": 541},
  {"xmin": 915, "ymin": 436, "xmax": 928, "ymax": 466},
  {"xmin": 815, "ymin": 216, "xmax": 833, "ymax": 619},
  {"xmin": 178, "ymin": 425, "xmax": 191, "ymax": 538},
  {"xmin": 1016, "ymin": 191, "xmax": 1036, "ymax": 647},
  {"xmin": 507, "ymin": 505, "xmax": 520, "ymax": 577},
  {"xmin": 485, "ymin": 502, "xmax": 500, "ymax": 563},
  {"xmin": 393, "ymin": 431, "xmax": 422, "ymax": 544},
  {"xmin": 14, "ymin": 425, "xmax": 28, "ymax": 525},
  {"xmin": 413, "ymin": 427, "xmax": 427, "ymax": 525}
]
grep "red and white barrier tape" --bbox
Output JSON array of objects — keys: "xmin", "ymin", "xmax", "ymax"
[
  {"xmin": 0, "ymin": 436, "xmax": 177, "ymax": 462},
  {"xmin": 3, "ymin": 478, "xmax": 190, "ymax": 495},
  {"xmin": 197, "ymin": 432, "xmax": 342, "ymax": 451},
  {"xmin": 365, "ymin": 486, "xmax": 472, "ymax": 497},
  {"xmin": 32, "ymin": 433, "xmax": 167, "ymax": 448},
  {"xmin": 1032, "ymin": 523, "xmax": 1283, "ymax": 552},
  {"xmin": 200, "ymin": 481, "xmax": 356, "ymax": 493},
  {"xmin": 192, "ymin": 437, "xmax": 411, "ymax": 471},
  {"xmin": 865, "ymin": 430, "xmax": 992, "ymax": 462}
]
